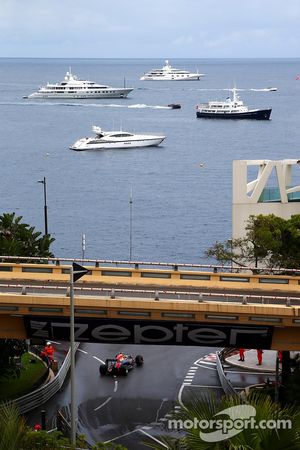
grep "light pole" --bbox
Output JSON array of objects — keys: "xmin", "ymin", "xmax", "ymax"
[
  {"xmin": 37, "ymin": 177, "xmax": 48, "ymax": 235},
  {"xmin": 228, "ymin": 239, "xmax": 233, "ymax": 272},
  {"xmin": 129, "ymin": 188, "xmax": 133, "ymax": 261},
  {"xmin": 82, "ymin": 234, "xmax": 86, "ymax": 261},
  {"xmin": 69, "ymin": 264, "xmax": 76, "ymax": 447}
]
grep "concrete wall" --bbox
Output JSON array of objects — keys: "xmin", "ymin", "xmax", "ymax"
[{"xmin": 232, "ymin": 159, "xmax": 300, "ymax": 239}]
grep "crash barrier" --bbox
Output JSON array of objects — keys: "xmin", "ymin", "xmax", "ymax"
[
  {"xmin": 1, "ymin": 282, "xmax": 299, "ymax": 306},
  {"xmin": 0, "ymin": 257, "xmax": 300, "ymax": 293},
  {"xmin": 56, "ymin": 409, "xmax": 92, "ymax": 449},
  {"xmin": 216, "ymin": 349, "xmax": 239, "ymax": 398},
  {"xmin": 0, "ymin": 343, "xmax": 80, "ymax": 415},
  {"xmin": 56, "ymin": 410, "xmax": 71, "ymax": 439}
]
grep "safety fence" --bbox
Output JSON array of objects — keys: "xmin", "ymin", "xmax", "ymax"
[
  {"xmin": 1, "ymin": 257, "xmax": 300, "ymax": 292},
  {"xmin": 0, "ymin": 343, "xmax": 79, "ymax": 415},
  {"xmin": 216, "ymin": 349, "xmax": 239, "ymax": 398},
  {"xmin": 0, "ymin": 281, "xmax": 298, "ymax": 307}
]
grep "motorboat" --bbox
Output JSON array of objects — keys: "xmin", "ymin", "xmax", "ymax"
[
  {"xmin": 196, "ymin": 88, "xmax": 272, "ymax": 120},
  {"xmin": 167, "ymin": 103, "xmax": 181, "ymax": 109},
  {"xmin": 25, "ymin": 69, "xmax": 133, "ymax": 99},
  {"xmin": 140, "ymin": 60, "xmax": 204, "ymax": 81},
  {"xmin": 70, "ymin": 126, "xmax": 166, "ymax": 151}
]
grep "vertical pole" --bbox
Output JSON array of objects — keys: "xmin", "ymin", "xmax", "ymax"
[
  {"xmin": 43, "ymin": 177, "xmax": 48, "ymax": 235},
  {"xmin": 274, "ymin": 354, "xmax": 280, "ymax": 402},
  {"xmin": 70, "ymin": 265, "xmax": 76, "ymax": 447},
  {"xmin": 129, "ymin": 188, "xmax": 133, "ymax": 261},
  {"xmin": 41, "ymin": 410, "xmax": 46, "ymax": 430},
  {"xmin": 82, "ymin": 234, "xmax": 86, "ymax": 261}
]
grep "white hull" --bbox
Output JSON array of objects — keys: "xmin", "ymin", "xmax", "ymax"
[
  {"xmin": 140, "ymin": 74, "xmax": 202, "ymax": 81},
  {"xmin": 70, "ymin": 137, "xmax": 165, "ymax": 151},
  {"xmin": 140, "ymin": 60, "xmax": 204, "ymax": 81},
  {"xmin": 27, "ymin": 88, "xmax": 132, "ymax": 99}
]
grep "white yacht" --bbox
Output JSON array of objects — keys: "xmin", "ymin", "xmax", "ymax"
[
  {"xmin": 140, "ymin": 60, "xmax": 204, "ymax": 81},
  {"xmin": 70, "ymin": 126, "xmax": 166, "ymax": 151},
  {"xmin": 25, "ymin": 70, "xmax": 133, "ymax": 99},
  {"xmin": 196, "ymin": 88, "xmax": 272, "ymax": 120}
]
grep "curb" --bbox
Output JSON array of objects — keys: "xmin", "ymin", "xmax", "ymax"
[{"xmin": 225, "ymin": 357, "xmax": 277, "ymax": 373}]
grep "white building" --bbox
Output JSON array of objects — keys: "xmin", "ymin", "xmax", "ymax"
[{"xmin": 233, "ymin": 159, "xmax": 300, "ymax": 239}]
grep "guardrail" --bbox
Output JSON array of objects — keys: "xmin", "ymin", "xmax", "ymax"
[
  {"xmin": 1, "ymin": 254, "xmax": 300, "ymax": 274},
  {"xmin": 1, "ymin": 261, "xmax": 300, "ymax": 293},
  {"xmin": 0, "ymin": 282, "xmax": 298, "ymax": 306},
  {"xmin": 0, "ymin": 343, "xmax": 79, "ymax": 415},
  {"xmin": 216, "ymin": 350, "xmax": 239, "ymax": 398}
]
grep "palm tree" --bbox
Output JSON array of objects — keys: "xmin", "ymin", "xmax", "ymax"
[
  {"xmin": 145, "ymin": 392, "xmax": 300, "ymax": 450},
  {"xmin": 0, "ymin": 402, "xmax": 27, "ymax": 450}
]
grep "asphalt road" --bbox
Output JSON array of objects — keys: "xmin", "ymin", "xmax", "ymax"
[{"xmin": 25, "ymin": 343, "xmax": 273, "ymax": 449}]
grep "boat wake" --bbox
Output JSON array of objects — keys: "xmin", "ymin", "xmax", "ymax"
[
  {"xmin": 2, "ymin": 101, "xmax": 171, "ymax": 109},
  {"xmin": 184, "ymin": 87, "xmax": 277, "ymax": 92}
]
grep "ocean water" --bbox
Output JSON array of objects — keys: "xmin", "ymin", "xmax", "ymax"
[{"xmin": 1, "ymin": 58, "xmax": 300, "ymax": 263}]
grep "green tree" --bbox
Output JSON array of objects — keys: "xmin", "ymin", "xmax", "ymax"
[
  {"xmin": 0, "ymin": 339, "xmax": 27, "ymax": 378},
  {"xmin": 145, "ymin": 392, "xmax": 300, "ymax": 450},
  {"xmin": 206, "ymin": 214, "xmax": 300, "ymax": 270},
  {"xmin": 0, "ymin": 402, "xmax": 128, "ymax": 449},
  {"xmin": 0, "ymin": 212, "xmax": 54, "ymax": 259},
  {"xmin": 0, "ymin": 402, "xmax": 27, "ymax": 450},
  {"xmin": 0, "ymin": 213, "xmax": 55, "ymax": 378}
]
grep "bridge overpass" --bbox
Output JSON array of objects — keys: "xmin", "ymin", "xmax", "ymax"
[{"xmin": 0, "ymin": 258, "xmax": 299, "ymax": 350}]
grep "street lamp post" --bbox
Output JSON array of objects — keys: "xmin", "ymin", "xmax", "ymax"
[
  {"xmin": 38, "ymin": 177, "xmax": 48, "ymax": 235},
  {"xmin": 129, "ymin": 188, "xmax": 133, "ymax": 261}
]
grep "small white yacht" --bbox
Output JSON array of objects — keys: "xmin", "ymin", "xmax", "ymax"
[
  {"xmin": 70, "ymin": 126, "xmax": 166, "ymax": 151},
  {"xmin": 25, "ymin": 70, "xmax": 133, "ymax": 99},
  {"xmin": 140, "ymin": 60, "xmax": 204, "ymax": 81},
  {"xmin": 196, "ymin": 88, "xmax": 272, "ymax": 120}
]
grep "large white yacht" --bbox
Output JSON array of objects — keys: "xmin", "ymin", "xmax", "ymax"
[
  {"xmin": 140, "ymin": 60, "xmax": 204, "ymax": 81},
  {"xmin": 70, "ymin": 126, "xmax": 166, "ymax": 151},
  {"xmin": 25, "ymin": 70, "xmax": 133, "ymax": 99},
  {"xmin": 196, "ymin": 88, "xmax": 272, "ymax": 120}
]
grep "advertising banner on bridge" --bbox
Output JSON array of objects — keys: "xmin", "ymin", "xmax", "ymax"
[{"xmin": 23, "ymin": 316, "xmax": 273, "ymax": 349}]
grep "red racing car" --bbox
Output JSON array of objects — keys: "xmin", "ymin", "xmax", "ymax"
[{"xmin": 99, "ymin": 352, "xmax": 144, "ymax": 376}]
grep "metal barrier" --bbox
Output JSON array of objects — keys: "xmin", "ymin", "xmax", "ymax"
[
  {"xmin": 216, "ymin": 350, "xmax": 239, "ymax": 398},
  {"xmin": 0, "ymin": 343, "xmax": 80, "ymax": 415},
  {"xmin": 1, "ymin": 254, "xmax": 300, "ymax": 274},
  {"xmin": 0, "ymin": 282, "xmax": 299, "ymax": 306}
]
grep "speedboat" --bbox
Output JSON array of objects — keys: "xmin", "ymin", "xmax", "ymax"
[
  {"xmin": 168, "ymin": 103, "xmax": 181, "ymax": 109},
  {"xmin": 25, "ymin": 69, "xmax": 133, "ymax": 99},
  {"xmin": 196, "ymin": 88, "xmax": 272, "ymax": 120},
  {"xmin": 70, "ymin": 126, "xmax": 166, "ymax": 151},
  {"xmin": 140, "ymin": 60, "xmax": 204, "ymax": 81}
]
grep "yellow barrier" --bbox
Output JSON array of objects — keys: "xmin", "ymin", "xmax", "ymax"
[
  {"xmin": 0, "ymin": 262, "xmax": 300, "ymax": 293},
  {"xmin": 0, "ymin": 293, "xmax": 299, "ymax": 349}
]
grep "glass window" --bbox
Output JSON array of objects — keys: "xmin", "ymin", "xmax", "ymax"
[{"xmin": 259, "ymin": 278, "xmax": 289, "ymax": 284}]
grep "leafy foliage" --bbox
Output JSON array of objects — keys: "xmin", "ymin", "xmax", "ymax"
[
  {"xmin": 205, "ymin": 214, "xmax": 300, "ymax": 270},
  {"xmin": 0, "ymin": 340, "xmax": 27, "ymax": 378},
  {"xmin": 0, "ymin": 403, "xmax": 128, "ymax": 449},
  {"xmin": 0, "ymin": 212, "xmax": 55, "ymax": 378},
  {"xmin": 0, "ymin": 402, "xmax": 27, "ymax": 450},
  {"xmin": 145, "ymin": 392, "xmax": 300, "ymax": 450},
  {"xmin": 0, "ymin": 212, "xmax": 54, "ymax": 259}
]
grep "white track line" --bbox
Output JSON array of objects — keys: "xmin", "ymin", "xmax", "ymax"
[
  {"xmin": 104, "ymin": 429, "xmax": 139, "ymax": 443},
  {"xmin": 185, "ymin": 384, "xmax": 223, "ymax": 389},
  {"xmin": 139, "ymin": 429, "xmax": 169, "ymax": 448},
  {"xmin": 199, "ymin": 361, "xmax": 217, "ymax": 366},
  {"xmin": 77, "ymin": 349, "xmax": 88, "ymax": 354},
  {"xmin": 114, "ymin": 380, "xmax": 118, "ymax": 392},
  {"xmin": 92, "ymin": 355, "xmax": 105, "ymax": 364},
  {"xmin": 94, "ymin": 397, "xmax": 112, "ymax": 412}
]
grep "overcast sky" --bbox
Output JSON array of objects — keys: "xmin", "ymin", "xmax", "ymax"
[{"xmin": 1, "ymin": 0, "xmax": 300, "ymax": 58}]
